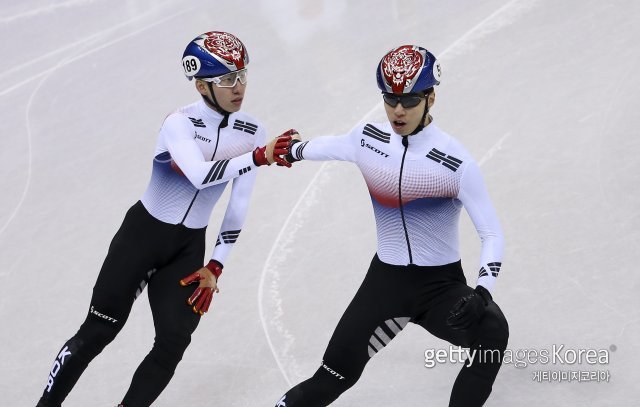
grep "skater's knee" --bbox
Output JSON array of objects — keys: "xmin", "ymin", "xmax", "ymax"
[
  {"xmin": 150, "ymin": 331, "xmax": 192, "ymax": 370},
  {"xmin": 75, "ymin": 317, "xmax": 121, "ymax": 355},
  {"xmin": 478, "ymin": 304, "xmax": 509, "ymax": 349}
]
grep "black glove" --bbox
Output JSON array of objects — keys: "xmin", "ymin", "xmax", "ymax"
[
  {"xmin": 283, "ymin": 136, "xmax": 302, "ymax": 164},
  {"xmin": 446, "ymin": 285, "xmax": 492, "ymax": 330}
]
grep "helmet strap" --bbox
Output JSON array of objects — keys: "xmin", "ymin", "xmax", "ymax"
[
  {"xmin": 202, "ymin": 82, "xmax": 231, "ymax": 125},
  {"xmin": 409, "ymin": 90, "xmax": 431, "ymax": 136}
]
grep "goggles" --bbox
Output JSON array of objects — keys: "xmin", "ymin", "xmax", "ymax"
[
  {"xmin": 382, "ymin": 92, "xmax": 424, "ymax": 109},
  {"xmin": 200, "ymin": 69, "xmax": 248, "ymax": 88}
]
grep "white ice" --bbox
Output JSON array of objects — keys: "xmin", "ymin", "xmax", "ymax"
[{"xmin": 1, "ymin": 0, "xmax": 639, "ymax": 406}]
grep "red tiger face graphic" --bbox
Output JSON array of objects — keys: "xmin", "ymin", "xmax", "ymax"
[
  {"xmin": 381, "ymin": 45, "xmax": 424, "ymax": 94},
  {"xmin": 203, "ymin": 31, "xmax": 247, "ymax": 69}
]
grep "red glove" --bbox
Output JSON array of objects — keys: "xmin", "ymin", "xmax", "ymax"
[
  {"xmin": 179, "ymin": 260, "xmax": 223, "ymax": 315},
  {"xmin": 253, "ymin": 129, "xmax": 299, "ymax": 167}
]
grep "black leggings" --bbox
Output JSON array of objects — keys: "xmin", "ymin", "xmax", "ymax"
[
  {"xmin": 37, "ymin": 201, "xmax": 206, "ymax": 407},
  {"xmin": 277, "ymin": 255, "xmax": 509, "ymax": 407}
]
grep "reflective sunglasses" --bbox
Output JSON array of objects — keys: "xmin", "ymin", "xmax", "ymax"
[
  {"xmin": 382, "ymin": 93, "xmax": 424, "ymax": 108},
  {"xmin": 201, "ymin": 69, "xmax": 248, "ymax": 88}
]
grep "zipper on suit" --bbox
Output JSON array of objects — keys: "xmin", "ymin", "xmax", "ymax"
[{"xmin": 398, "ymin": 135, "xmax": 414, "ymax": 265}]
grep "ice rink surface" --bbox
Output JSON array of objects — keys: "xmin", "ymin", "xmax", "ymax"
[{"xmin": 1, "ymin": 0, "xmax": 639, "ymax": 405}]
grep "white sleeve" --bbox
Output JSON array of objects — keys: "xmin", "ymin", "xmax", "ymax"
[
  {"xmin": 162, "ymin": 114, "xmax": 257, "ymax": 190},
  {"xmin": 457, "ymin": 161, "xmax": 505, "ymax": 293},
  {"xmin": 209, "ymin": 127, "xmax": 265, "ymax": 266},
  {"xmin": 290, "ymin": 130, "xmax": 358, "ymax": 163}
]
